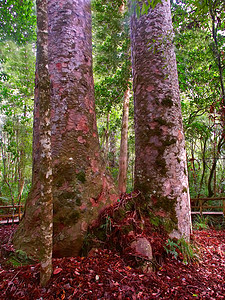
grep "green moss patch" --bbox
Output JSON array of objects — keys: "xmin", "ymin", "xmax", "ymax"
[
  {"xmin": 162, "ymin": 95, "xmax": 173, "ymax": 107},
  {"xmin": 76, "ymin": 171, "xmax": 86, "ymax": 183}
]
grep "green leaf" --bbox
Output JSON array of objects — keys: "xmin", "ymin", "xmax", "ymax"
[
  {"xmin": 136, "ymin": 5, "xmax": 141, "ymax": 18},
  {"xmin": 141, "ymin": 2, "xmax": 149, "ymax": 15}
]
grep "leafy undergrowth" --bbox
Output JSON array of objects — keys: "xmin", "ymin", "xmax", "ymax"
[{"xmin": 0, "ymin": 226, "xmax": 225, "ymax": 299}]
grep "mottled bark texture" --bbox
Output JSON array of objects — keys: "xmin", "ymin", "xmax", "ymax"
[
  {"xmin": 14, "ymin": 0, "xmax": 53, "ymax": 286},
  {"xmin": 36, "ymin": 0, "xmax": 53, "ymax": 286},
  {"xmin": 118, "ymin": 87, "xmax": 130, "ymax": 194},
  {"xmin": 13, "ymin": 0, "xmax": 118, "ymax": 259},
  {"xmin": 130, "ymin": 0, "xmax": 191, "ymax": 239}
]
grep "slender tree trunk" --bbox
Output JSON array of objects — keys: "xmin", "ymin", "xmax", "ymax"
[
  {"xmin": 109, "ymin": 131, "xmax": 116, "ymax": 168},
  {"xmin": 209, "ymin": 3, "xmax": 225, "ymax": 138},
  {"xmin": 118, "ymin": 87, "xmax": 130, "ymax": 194},
  {"xmin": 213, "ymin": 122, "xmax": 217, "ymax": 195},
  {"xmin": 35, "ymin": 0, "xmax": 53, "ymax": 286},
  {"xmin": 13, "ymin": 0, "xmax": 118, "ymax": 259},
  {"xmin": 130, "ymin": 0, "xmax": 191, "ymax": 239},
  {"xmin": 208, "ymin": 136, "xmax": 224, "ymax": 197},
  {"xmin": 199, "ymin": 138, "xmax": 207, "ymax": 196},
  {"xmin": 190, "ymin": 143, "xmax": 198, "ymax": 193},
  {"xmin": 104, "ymin": 113, "xmax": 110, "ymax": 162},
  {"xmin": 1, "ymin": 138, "xmax": 15, "ymax": 207},
  {"xmin": 208, "ymin": 160, "xmax": 217, "ymax": 198}
]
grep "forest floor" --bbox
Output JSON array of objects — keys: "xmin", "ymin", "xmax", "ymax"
[{"xmin": 0, "ymin": 225, "xmax": 225, "ymax": 299}]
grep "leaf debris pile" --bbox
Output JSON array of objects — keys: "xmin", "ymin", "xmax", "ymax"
[
  {"xmin": 87, "ymin": 192, "xmax": 168, "ymax": 264},
  {"xmin": 0, "ymin": 224, "xmax": 225, "ymax": 299}
]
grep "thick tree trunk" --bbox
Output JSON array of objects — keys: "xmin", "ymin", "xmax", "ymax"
[
  {"xmin": 130, "ymin": 0, "xmax": 191, "ymax": 239},
  {"xmin": 13, "ymin": 0, "xmax": 118, "ymax": 259},
  {"xmin": 118, "ymin": 87, "xmax": 130, "ymax": 194}
]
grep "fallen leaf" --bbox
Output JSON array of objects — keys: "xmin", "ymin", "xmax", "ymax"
[{"xmin": 53, "ymin": 268, "xmax": 62, "ymax": 275}]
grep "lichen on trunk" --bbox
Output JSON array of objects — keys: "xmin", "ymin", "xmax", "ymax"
[
  {"xmin": 13, "ymin": 0, "xmax": 118, "ymax": 259},
  {"xmin": 130, "ymin": 0, "xmax": 191, "ymax": 239}
]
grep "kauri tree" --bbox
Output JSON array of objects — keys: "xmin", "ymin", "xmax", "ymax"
[
  {"xmin": 13, "ymin": 0, "xmax": 118, "ymax": 259},
  {"xmin": 130, "ymin": 0, "xmax": 191, "ymax": 238}
]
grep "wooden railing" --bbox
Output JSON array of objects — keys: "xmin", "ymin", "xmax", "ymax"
[
  {"xmin": 1, "ymin": 198, "xmax": 224, "ymax": 224},
  {"xmin": 0, "ymin": 204, "xmax": 24, "ymax": 224},
  {"xmin": 191, "ymin": 197, "xmax": 225, "ymax": 216}
]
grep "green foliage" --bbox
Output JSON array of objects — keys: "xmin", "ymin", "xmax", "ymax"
[
  {"xmin": 0, "ymin": 0, "xmax": 36, "ymax": 44},
  {"xmin": 172, "ymin": 0, "xmax": 225, "ymax": 199},
  {"xmin": 0, "ymin": 195, "xmax": 11, "ymax": 204},
  {"xmin": 8, "ymin": 249, "xmax": 35, "ymax": 267},
  {"xmin": 92, "ymin": 0, "xmax": 131, "ymax": 114},
  {"xmin": 164, "ymin": 237, "xmax": 199, "ymax": 265},
  {"xmin": 0, "ymin": 41, "xmax": 35, "ymax": 204},
  {"xmin": 130, "ymin": 0, "xmax": 162, "ymax": 17},
  {"xmin": 100, "ymin": 215, "xmax": 112, "ymax": 234},
  {"xmin": 92, "ymin": 0, "xmax": 134, "ymax": 192},
  {"xmin": 150, "ymin": 215, "xmax": 161, "ymax": 227},
  {"xmin": 0, "ymin": 0, "xmax": 36, "ymax": 205},
  {"xmin": 193, "ymin": 215, "xmax": 210, "ymax": 230},
  {"xmin": 214, "ymin": 219, "xmax": 225, "ymax": 230},
  {"xmin": 193, "ymin": 214, "xmax": 225, "ymax": 230}
]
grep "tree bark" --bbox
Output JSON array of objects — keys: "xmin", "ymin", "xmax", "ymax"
[
  {"xmin": 130, "ymin": 0, "xmax": 191, "ymax": 239},
  {"xmin": 208, "ymin": 136, "xmax": 224, "ymax": 197},
  {"xmin": 199, "ymin": 138, "xmax": 207, "ymax": 196},
  {"xmin": 104, "ymin": 113, "xmax": 110, "ymax": 163},
  {"xmin": 209, "ymin": 2, "xmax": 225, "ymax": 137},
  {"xmin": 118, "ymin": 87, "xmax": 130, "ymax": 194},
  {"xmin": 109, "ymin": 131, "xmax": 116, "ymax": 168},
  {"xmin": 35, "ymin": 0, "xmax": 53, "ymax": 286},
  {"xmin": 13, "ymin": 0, "xmax": 118, "ymax": 259}
]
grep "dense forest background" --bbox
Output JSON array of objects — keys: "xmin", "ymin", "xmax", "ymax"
[{"xmin": 0, "ymin": 0, "xmax": 224, "ymax": 209}]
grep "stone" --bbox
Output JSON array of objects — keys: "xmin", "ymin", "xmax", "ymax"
[{"xmin": 130, "ymin": 237, "xmax": 153, "ymax": 260}]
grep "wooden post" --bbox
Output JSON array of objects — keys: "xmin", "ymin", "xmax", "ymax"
[
  {"xmin": 12, "ymin": 205, "xmax": 14, "ymax": 225},
  {"xmin": 200, "ymin": 199, "xmax": 203, "ymax": 216},
  {"xmin": 223, "ymin": 200, "xmax": 225, "ymax": 217}
]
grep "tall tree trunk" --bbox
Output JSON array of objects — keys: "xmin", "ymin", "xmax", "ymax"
[
  {"xmin": 199, "ymin": 138, "xmax": 207, "ymax": 196},
  {"xmin": 190, "ymin": 142, "xmax": 198, "ymax": 193},
  {"xmin": 36, "ymin": 0, "xmax": 53, "ymax": 286},
  {"xmin": 104, "ymin": 113, "xmax": 110, "ymax": 162},
  {"xmin": 109, "ymin": 131, "xmax": 116, "ymax": 168},
  {"xmin": 209, "ymin": 2, "xmax": 225, "ymax": 137},
  {"xmin": 14, "ymin": 0, "xmax": 53, "ymax": 286},
  {"xmin": 208, "ymin": 136, "xmax": 224, "ymax": 197},
  {"xmin": 13, "ymin": 0, "xmax": 118, "ymax": 259},
  {"xmin": 118, "ymin": 87, "xmax": 130, "ymax": 194},
  {"xmin": 130, "ymin": 0, "xmax": 191, "ymax": 239}
]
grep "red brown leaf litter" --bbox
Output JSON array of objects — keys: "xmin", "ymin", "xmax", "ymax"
[{"xmin": 0, "ymin": 223, "xmax": 225, "ymax": 299}]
